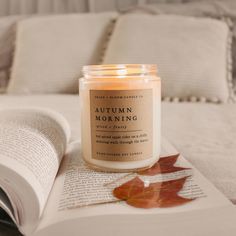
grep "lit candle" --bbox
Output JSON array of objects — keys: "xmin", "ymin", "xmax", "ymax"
[{"xmin": 80, "ymin": 64, "xmax": 161, "ymax": 172}]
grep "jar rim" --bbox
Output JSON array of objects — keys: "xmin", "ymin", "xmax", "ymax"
[{"xmin": 82, "ymin": 64, "xmax": 158, "ymax": 78}]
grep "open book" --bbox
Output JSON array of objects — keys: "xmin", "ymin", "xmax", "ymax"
[{"xmin": 0, "ymin": 108, "xmax": 236, "ymax": 236}]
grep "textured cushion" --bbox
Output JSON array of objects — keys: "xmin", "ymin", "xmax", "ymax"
[
  {"xmin": 0, "ymin": 94, "xmax": 236, "ymax": 203},
  {"xmin": 126, "ymin": 1, "xmax": 236, "ymax": 98},
  {"xmin": 126, "ymin": 1, "xmax": 232, "ymax": 16},
  {"xmin": 0, "ymin": 15, "xmax": 26, "ymax": 91},
  {"xmin": 104, "ymin": 14, "xmax": 232, "ymax": 102},
  {"xmin": 7, "ymin": 13, "xmax": 117, "ymax": 94},
  {"xmin": 0, "ymin": 71, "xmax": 8, "ymax": 93},
  {"xmin": 0, "ymin": 0, "xmax": 183, "ymax": 16}
]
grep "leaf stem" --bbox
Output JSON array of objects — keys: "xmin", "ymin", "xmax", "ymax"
[
  {"xmin": 67, "ymin": 199, "xmax": 123, "ymax": 210},
  {"xmin": 103, "ymin": 173, "xmax": 136, "ymax": 187}
]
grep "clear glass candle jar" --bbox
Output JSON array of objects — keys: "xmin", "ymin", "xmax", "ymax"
[{"xmin": 80, "ymin": 64, "xmax": 161, "ymax": 172}]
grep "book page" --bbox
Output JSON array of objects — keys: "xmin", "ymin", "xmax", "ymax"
[
  {"xmin": 0, "ymin": 108, "xmax": 70, "ymax": 234},
  {"xmin": 57, "ymin": 153, "xmax": 204, "ymax": 211},
  {"xmin": 38, "ymin": 139, "xmax": 231, "ymax": 230}
]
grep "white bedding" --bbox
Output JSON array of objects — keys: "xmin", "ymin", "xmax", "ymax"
[{"xmin": 0, "ymin": 94, "xmax": 235, "ymax": 203}]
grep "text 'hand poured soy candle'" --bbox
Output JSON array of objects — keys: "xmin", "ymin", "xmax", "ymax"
[{"xmin": 80, "ymin": 64, "xmax": 161, "ymax": 172}]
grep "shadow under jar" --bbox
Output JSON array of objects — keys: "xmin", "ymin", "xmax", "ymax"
[{"xmin": 79, "ymin": 64, "xmax": 161, "ymax": 172}]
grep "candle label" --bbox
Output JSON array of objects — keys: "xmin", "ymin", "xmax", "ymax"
[{"xmin": 90, "ymin": 89, "xmax": 153, "ymax": 162}]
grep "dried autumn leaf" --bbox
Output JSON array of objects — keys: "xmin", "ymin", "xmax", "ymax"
[
  {"xmin": 138, "ymin": 153, "xmax": 190, "ymax": 176},
  {"xmin": 113, "ymin": 176, "xmax": 194, "ymax": 209},
  {"xmin": 113, "ymin": 176, "xmax": 144, "ymax": 200}
]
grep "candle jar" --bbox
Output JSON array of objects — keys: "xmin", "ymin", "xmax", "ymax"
[{"xmin": 80, "ymin": 64, "xmax": 161, "ymax": 172}]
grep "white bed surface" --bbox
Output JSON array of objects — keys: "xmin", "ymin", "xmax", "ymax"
[{"xmin": 0, "ymin": 94, "xmax": 235, "ymax": 203}]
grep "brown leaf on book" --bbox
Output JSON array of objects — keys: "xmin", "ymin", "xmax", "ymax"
[
  {"xmin": 113, "ymin": 176, "xmax": 194, "ymax": 209},
  {"xmin": 138, "ymin": 153, "xmax": 190, "ymax": 176}
]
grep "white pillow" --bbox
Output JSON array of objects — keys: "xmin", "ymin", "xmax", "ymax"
[
  {"xmin": 8, "ymin": 13, "xmax": 117, "ymax": 94},
  {"xmin": 103, "ymin": 14, "xmax": 232, "ymax": 103},
  {"xmin": 0, "ymin": 15, "xmax": 26, "ymax": 92}
]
